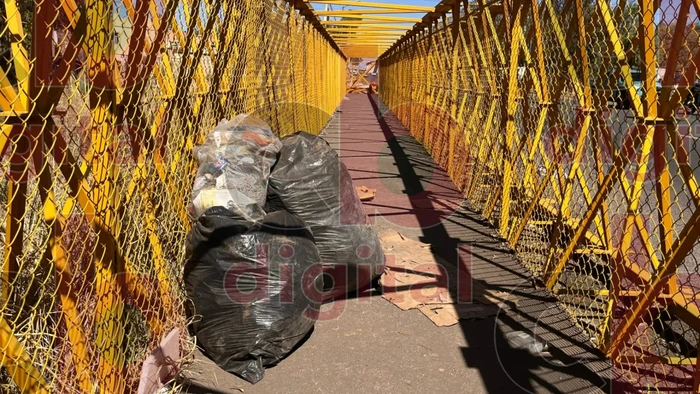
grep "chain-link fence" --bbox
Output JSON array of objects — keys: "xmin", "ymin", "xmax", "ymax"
[
  {"xmin": 379, "ymin": 0, "xmax": 700, "ymax": 391},
  {"xmin": 0, "ymin": 0, "xmax": 344, "ymax": 392}
]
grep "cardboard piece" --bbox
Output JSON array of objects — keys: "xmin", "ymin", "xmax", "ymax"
[
  {"xmin": 379, "ymin": 230, "xmax": 518, "ymax": 327},
  {"xmin": 355, "ymin": 185, "xmax": 376, "ymax": 201}
]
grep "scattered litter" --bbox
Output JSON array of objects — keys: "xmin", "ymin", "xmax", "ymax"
[
  {"xmin": 418, "ymin": 303, "xmax": 499, "ymax": 327},
  {"xmin": 379, "ymin": 230, "xmax": 456, "ymax": 312},
  {"xmin": 379, "ymin": 230, "xmax": 520, "ymax": 327},
  {"xmin": 380, "ymin": 258, "xmax": 455, "ymax": 311},
  {"xmin": 355, "ymin": 185, "xmax": 377, "ymax": 201},
  {"xmin": 504, "ymin": 331, "xmax": 550, "ymax": 356}
]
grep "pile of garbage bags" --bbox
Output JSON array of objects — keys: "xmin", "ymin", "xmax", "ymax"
[
  {"xmin": 184, "ymin": 116, "xmax": 385, "ymax": 383},
  {"xmin": 266, "ymin": 132, "xmax": 385, "ymax": 299}
]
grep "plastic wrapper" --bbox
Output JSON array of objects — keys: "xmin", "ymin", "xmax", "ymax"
[
  {"xmin": 188, "ymin": 114, "xmax": 282, "ymax": 221},
  {"xmin": 184, "ymin": 207, "xmax": 323, "ymax": 384},
  {"xmin": 266, "ymin": 131, "xmax": 385, "ymax": 299}
]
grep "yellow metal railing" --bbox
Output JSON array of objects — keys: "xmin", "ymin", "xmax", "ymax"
[
  {"xmin": 0, "ymin": 0, "xmax": 344, "ymax": 392},
  {"xmin": 380, "ymin": 0, "xmax": 700, "ymax": 390}
]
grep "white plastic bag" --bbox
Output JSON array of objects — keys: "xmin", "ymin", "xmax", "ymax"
[{"xmin": 188, "ymin": 114, "xmax": 282, "ymax": 221}]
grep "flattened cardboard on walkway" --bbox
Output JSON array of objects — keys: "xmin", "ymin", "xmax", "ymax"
[{"xmin": 379, "ymin": 230, "xmax": 516, "ymax": 327}]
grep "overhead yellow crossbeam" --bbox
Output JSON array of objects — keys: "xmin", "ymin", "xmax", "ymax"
[
  {"xmin": 332, "ymin": 32, "xmax": 404, "ymax": 36},
  {"xmin": 308, "ymin": 1, "xmax": 434, "ymax": 12},
  {"xmin": 327, "ymin": 26, "xmax": 410, "ymax": 31},
  {"xmin": 331, "ymin": 29, "xmax": 404, "ymax": 34},
  {"xmin": 316, "ymin": 9, "xmax": 426, "ymax": 15},
  {"xmin": 335, "ymin": 40, "xmax": 398, "ymax": 43},
  {"xmin": 325, "ymin": 15, "xmax": 421, "ymax": 22},
  {"xmin": 322, "ymin": 21, "xmax": 414, "ymax": 26},
  {"xmin": 329, "ymin": 30, "xmax": 406, "ymax": 34},
  {"xmin": 335, "ymin": 37, "xmax": 397, "ymax": 39},
  {"xmin": 335, "ymin": 38, "xmax": 397, "ymax": 41},
  {"xmin": 334, "ymin": 37, "xmax": 402, "ymax": 40},
  {"xmin": 333, "ymin": 36, "xmax": 402, "ymax": 40}
]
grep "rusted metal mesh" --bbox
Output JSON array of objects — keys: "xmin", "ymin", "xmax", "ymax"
[
  {"xmin": 379, "ymin": 0, "xmax": 700, "ymax": 391},
  {"xmin": 0, "ymin": 0, "xmax": 344, "ymax": 392}
]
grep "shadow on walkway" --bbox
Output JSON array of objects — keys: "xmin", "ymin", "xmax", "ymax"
[
  {"xmin": 180, "ymin": 93, "xmax": 638, "ymax": 394},
  {"xmin": 328, "ymin": 93, "xmax": 626, "ymax": 393}
]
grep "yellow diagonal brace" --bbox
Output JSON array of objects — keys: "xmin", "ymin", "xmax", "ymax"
[
  {"xmin": 33, "ymin": 144, "xmax": 93, "ymax": 393},
  {"xmin": 0, "ymin": 316, "xmax": 50, "ymax": 393},
  {"xmin": 3, "ymin": 0, "xmax": 29, "ymax": 112},
  {"xmin": 0, "ymin": 66, "xmax": 20, "ymax": 113},
  {"xmin": 596, "ymin": 0, "xmax": 643, "ymax": 116}
]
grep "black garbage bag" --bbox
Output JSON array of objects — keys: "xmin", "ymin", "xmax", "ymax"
[
  {"xmin": 266, "ymin": 131, "xmax": 385, "ymax": 299},
  {"xmin": 184, "ymin": 206, "xmax": 323, "ymax": 384}
]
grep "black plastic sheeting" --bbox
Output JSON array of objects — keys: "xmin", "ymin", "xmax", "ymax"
[
  {"xmin": 185, "ymin": 207, "xmax": 323, "ymax": 383},
  {"xmin": 266, "ymin": 131, "xmax": 385, "ymax": 299}
]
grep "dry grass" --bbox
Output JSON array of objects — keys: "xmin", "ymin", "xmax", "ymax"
[{"xmin": 0, "ymin": 77, "xmax": 192, "ymax": 392}]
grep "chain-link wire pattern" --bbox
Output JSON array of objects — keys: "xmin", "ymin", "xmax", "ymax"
[
  {"xmin": 380, "ymin": 0, "xmax": 700, "ymax": 390},
  {"xmin": 0, "ymin": 0, "xmax": 344, "ymax": 392}
]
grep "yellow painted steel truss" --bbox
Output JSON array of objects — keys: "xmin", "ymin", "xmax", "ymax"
[
  {"xmin": 309, "ymin": 0, "xmax": 441, "ymax": 57},
  {"xmin": 309, "ymin": 1, "xmax": 435, "ymax": 12},
  {"xmin": 0, "ymin": 0, "xmax": 344, "ymax": 391},
  {"xmin": 379, "ymin": 0, "xmax": 700, "ymax": 391},
  {"xmin": 347, "ymin": 60, "xmax": 378, "ymax": 93}
]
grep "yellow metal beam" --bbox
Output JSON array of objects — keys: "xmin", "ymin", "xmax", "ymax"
[
  {"xmin": 335, "ymin": 39, "xmax": 400, "ymax": 43},
  {"xmin": 321, "ymin": 21, "xmax": 415, "ymax": 26},
  {"xmin": 309, "ymin": 0, "xmax": 434, "ymax": 12},
  {"xmin": 341, "ymin": 46, "xmax": 388, "ymax": 57},
  {"xmin": 0, "ymin": 316, "xmax": 50, "ymax": 393},
  {"xmin": 336, "ymin": 40, "xmax": 397, "ymax": 42},
  {"xmin": 334, "ymin": 38, "xmax": 401, "ymax": 41},
  {"xmin": 3, "ymin": 0, "xmax": 28, "ymax": 112},
  {"xmin": 331, "ymin": 32, "xmax": 404, "ymax": 35},
  {"xmin": 327, "ymin": 26, "xmax": 411, "ymax": 31},
  {"xmin": 335, "ymin": 35, "xmax": 398, "ymax": 39},
  {"xmin": 316, "ymin": 9, "xmax": 426, "ymax": 14},
  {"xmin": 337, "ymin": 41, "xmax": 396, "ymax": 44},
  {"xmin": 325, "ymin": 15, "xmax": 421, "ymax": 22},
  {"xmin": 334, "ymin": 37, "xmax": 401, "ymax": 41},
  {"xmin": 329, "ymin": 29, "xmax": 406, "ymax": 36}
]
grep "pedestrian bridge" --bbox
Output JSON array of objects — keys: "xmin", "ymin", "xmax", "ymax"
[{"xmin": 0, "ymin": 0, "xmax": 699, "ymax": 392}]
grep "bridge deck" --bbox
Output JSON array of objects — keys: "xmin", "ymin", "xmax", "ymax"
[{"xmin": 180, "ymin": 94, "xmax": 622, "ymax": 394}]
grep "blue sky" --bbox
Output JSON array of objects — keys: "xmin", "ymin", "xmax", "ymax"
[{"xmin": 308, "ymin": 1, "xmax": 684, "ymax": 26}]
